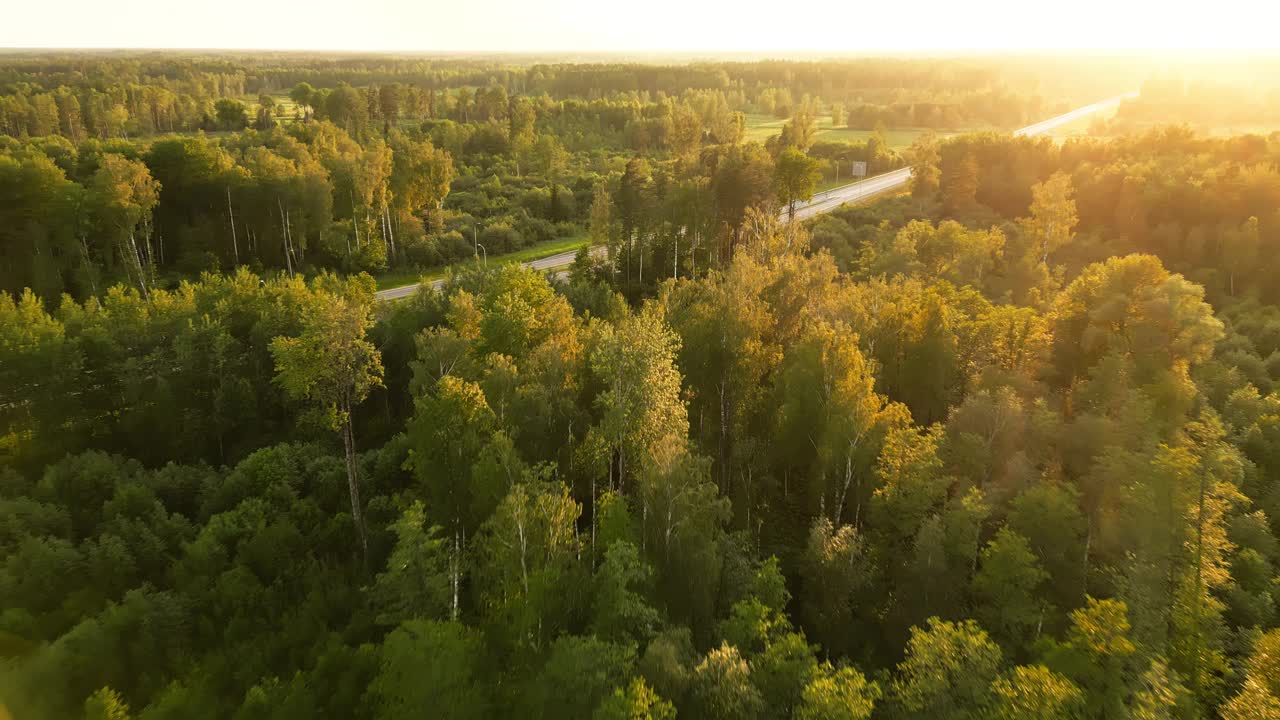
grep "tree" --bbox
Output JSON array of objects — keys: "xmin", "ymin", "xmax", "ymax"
[
  {"xmin": 388, "ymin": 132, "xmax": 454, "ymax": 226},
  {"xmin": 529, "ymin": 636, "xmax": 637, "ymax": 720},
  {"xmin": 589, "ymin": 304, "xmax": 689, "ymax": 489},
  {"xmin": 690, "ymin": 644, "xmax": 765, "ymax": 720},
  {"xmin": 591, "ymin": 540, "xmax": 661, "ymax": 644},
  {"xmin": 1221, "ymin": 216, "xmax": 1261, "ymax": 297},
  {"xmin": 255, "ymin": 94, "xmax": 277, "ymax": 130},
  {"xmin": 779, "ymin": 106, "xmax": 817, "ymax": 151},
  {"xmin": 370, "ymin": 620, "xmax": 491, "ymax": 720},
  {"xmin": 670, "ymin": 102, "xmax": 703, "ymax": 161},
  {"xmin": 775, "ymin": 320, "xmax": 896, "ymax": 526},
  {"xmin": 1018, "ymin": 172, "xmax": 1077, "ymax": 266},
  {"xmin": 595, "ymin": 677, "xmax": 676, "ymax": 720},
  {"xmin": 369, "ymin": 501, "xmax": 450, "ymax": 626},
  {"xmin": 1049, "ymin": 254, "xmax": 1223, "ymax": 389},
  {"xmin": 971, "ymin": 527, "xmax": 1050, "ymax": 653},
  {"xmin": 829, "ymin": 103, "xmax": 846, "ymax": 127},
  {"xmin": 775, "ymin": 148, "xmax": 822, "ymax": 219},
  {"xmin": 988, "ymin": 665, "xmax": 1083, "ymax": 720},
  {"xmin": 889, "ymin": 618, "xmax": 1003, "ymax": 720},
  {"xmin": 213, "ymin": 99, "xmax": 249, "ymax": 130},
  {"xmin": 1130, "ymin": 658, "xmax": 1194, "ymax": 720},
  {"xmin": 1221, "ymin": 624, "xmax": 1280, "ymax": 719},
  {"xmin": 88, "ymin": 154, "xmax": 160, "ymax": 296},
  {"xmin": 907, "ymin": 131, "xmax": 941, "ymax": 198},
  {"xmin": 1042, "ymin": 597, "xmax": 1138, "ymax": 720},
  {"xmin": 473, "ymin": 480, "xmax": 582, "ymax": 652},
  {"xmin": 753, "ymin": 630, "xmax": 822, "ymax": 717},
  {"xmin": 590, "ymin": 182, "xmax": 614, "ymax": 246},
  {"xmin": 270, "ymin": 279, "xmax": 383, "ymax": 563},
  {"xmin": 799, "ymin": 518, "xmax": 872, "ymax": 657},
  {"xmin": 712, "ymin": 143, "xmax": 774, "ymax": 256},
  {"xmin": 84, "ymin": 687, "xmax": 131, "ymax": 720},
  {"xmin": 795, "ymin": 665, "xmax": 881, "ymax": 720},
  {"xmin": 1005, "ymin": 481, "xmax": 1088, "ymax": 614},
  {"xmin": 942, "ymin": 149, "xmax": 978, "ymax": 215},
  {"xmin": 289, "ymin": 82, "xmax": 317, "ymax": 116}
]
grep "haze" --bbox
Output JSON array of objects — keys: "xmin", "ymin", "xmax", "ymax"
[{"xmin": 5, "ymin": 0, "xmax": 1279, "ymax": 52}]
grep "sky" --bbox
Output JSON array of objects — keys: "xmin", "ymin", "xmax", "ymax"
[{"xmin": 3, "ymin": 0, "xmax": 1279, "ymax": 53}]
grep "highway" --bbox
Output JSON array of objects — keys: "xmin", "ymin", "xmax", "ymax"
[
  {"xmin": 788, "ymin": 91, "xmax": 1135, "ymax": 221},
  {"xmin": 376, "ymin": 92, "xmax": 1134, "ymax": 301}
]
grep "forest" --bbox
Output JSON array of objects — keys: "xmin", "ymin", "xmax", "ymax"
[{"xmin": 3, "ymin": 52, "xmax": 1280, "ymax": 720}]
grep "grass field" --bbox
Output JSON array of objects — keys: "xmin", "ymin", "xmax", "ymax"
[
  {"xmin": 742, "ymin": 113, "xmax": 968, "ymax": 150},
  {"xmin": 373, "ymin": 235, "xmax": 588, "ymax": 290}
]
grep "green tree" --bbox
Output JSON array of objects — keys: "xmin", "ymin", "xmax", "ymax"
[
  {"xmin": 779, "ymin": 107, "xmax": 817, "ymax": 151},
  {"xmin": 889, "ymin": 618, "xmax": 1003, "ymax": 720},
  {"xmin": 775, "ymin": 320, "xmax": 896, "ymax": 525},
  {"xmin": 942, "ymin": 149, "xmax": 978, "ymax": 215},
  {"xmin": 775, "ymin": 148, "xmax": 822, "ymax": 219},
  {"xmin": 795, "ymin": 664, "xmax": 880, "ymax": 720},
  {"xmin": 595, "ymin": 677, "xmax": 676, "ymax": 720},
  {"xmin": 1042, "ymin": 597, "xmax": 1139, "ymax": 720},
  {"xmin": 370, "ymin": 620, "xmax": 490, "ymax": 720},
  {"xmin": 799, "ymin": 518, "xmax": 872, "ymax": 658},
  {"xmin": 690, "ymin": 643, "xmax": 765, "ymax": 720},
  {"xmin": 590, "ymin": 182, "xmax": 615, "ymax": 247},
  {"xmin": 369, "ymin": 500, "xmax": 449, "ymax": 626},
  {"xmin": 473, "ymin": 480, "xmax": 582, "ymax": 652},
  {"xmin": 1221, "ymin": 216, "xmax": 1261, "ymax": 298},
  {"xmin": 213, "ymin": 99, "xmax": 249, "ymax": 130},
  {"xmin": 588, "ymin": 304, "xmax": 689, "ymax": 489},
  {"xmin": 972, "ymin": 527, "xmax": 1050, "ymax": 653},
  {"xmin": 84, "ymin": 687, "xmax": 131, "ymax": 720},
  {"xmin": 1018, "ymin": 172, "xmax": 1077, "ymax": 266},
  {"xmin": 88, "ymin": 153, "xmax": 160, "ymax": 296},
  {"xmin": 906, "ymin": 131, "xmax": 941, "ymax": 199},
  {"xmin": 1221, "ymin": 626, "xmax": 1280, "ymax": 719},
  {"xmin": 529, "ymin": 636, "xmax": 637, "ymax": 720},
  {"xmin": 270, "ymin": 278, "xmax": 383, "ymax": 562},
  {"xmin": 591, "ymin": 540, "xmax": 661, "ymax": 644},
  {"xmin": 988, "ymin": 665, "xmax": 1083, "ymax": 720},
  {"xmin": 289, "ymin": 82, "xmax": 316, "ymax": 116}
]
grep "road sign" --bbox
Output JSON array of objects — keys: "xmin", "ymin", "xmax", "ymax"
[{"xmin": 851, "ymin": 161, "xmax": 867, "ymax": 178}]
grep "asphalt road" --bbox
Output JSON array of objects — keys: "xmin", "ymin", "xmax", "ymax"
[
  {"xmin": 376, "ymin": 92, "xmax": 1135, "ymax": 302},
  {"xmin": 787, "ymin": 91, "xmax": 1136, "ymax": 221},
  {"xmin": 375, "ymin": 247, "xmax": 587, "ymax": 301}
]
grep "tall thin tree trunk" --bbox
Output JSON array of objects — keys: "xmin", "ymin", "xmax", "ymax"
[
  {"xmin": 1189, "ymin": 468, "xmax": 1210, "ymax": 698},
  {"xmin": 227, "ymin": 187, "xmax": 239, "ymax": 266},
  {"xmin": 385, "ymin": 207, "xmax": 397, "ymax": 261},
  {"xmin": 126, "ymin": 232, "xmax": 149, "ymax": 299},
  {"xmin": 341, "ymin": 414, "xmax": 369, "ymax": 566},
  {"xmin": 277, "ymin": 197, "xmax": 294, "ymax": 277},
  {"xmin": 1081, "ymin": 513, "xmax": 1092, "ymax": 600},
  {"xmin": 350, "ymin": 192, "xmax": 361, "ymax": 249}
]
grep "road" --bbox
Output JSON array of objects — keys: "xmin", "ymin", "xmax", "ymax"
[
  {"xmin": 788, "ymin": 91, "xmax": 1135, "ymax": 221},
  {"xmin": 375, "ymin": 247, "xmax": 587, "ymax": 301},
  {"xmin": 377, "ymin": 92, "xmax": 1135, "ymax": 301}
]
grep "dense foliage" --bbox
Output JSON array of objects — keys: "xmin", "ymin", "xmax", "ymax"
[{"xmin": 4, "ymin": 52, "xmax": 1280, "ymax": 720}]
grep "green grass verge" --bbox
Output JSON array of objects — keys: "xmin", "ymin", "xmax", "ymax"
[
  {"xmin": 374, "ymin": 235, "xmax": 588, "ymax": 290},
  {"xmin": 812, "ymin": 127, "xmax": 966, "ymax": 150},
  {"xmin": 743, "ymin": 112, "xmax": 976, "ymax": 150}
]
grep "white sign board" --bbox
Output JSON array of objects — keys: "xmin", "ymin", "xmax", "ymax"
[{"xmin": 851, "ymin": 161, "xmax": 867, "ymax": 178}]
